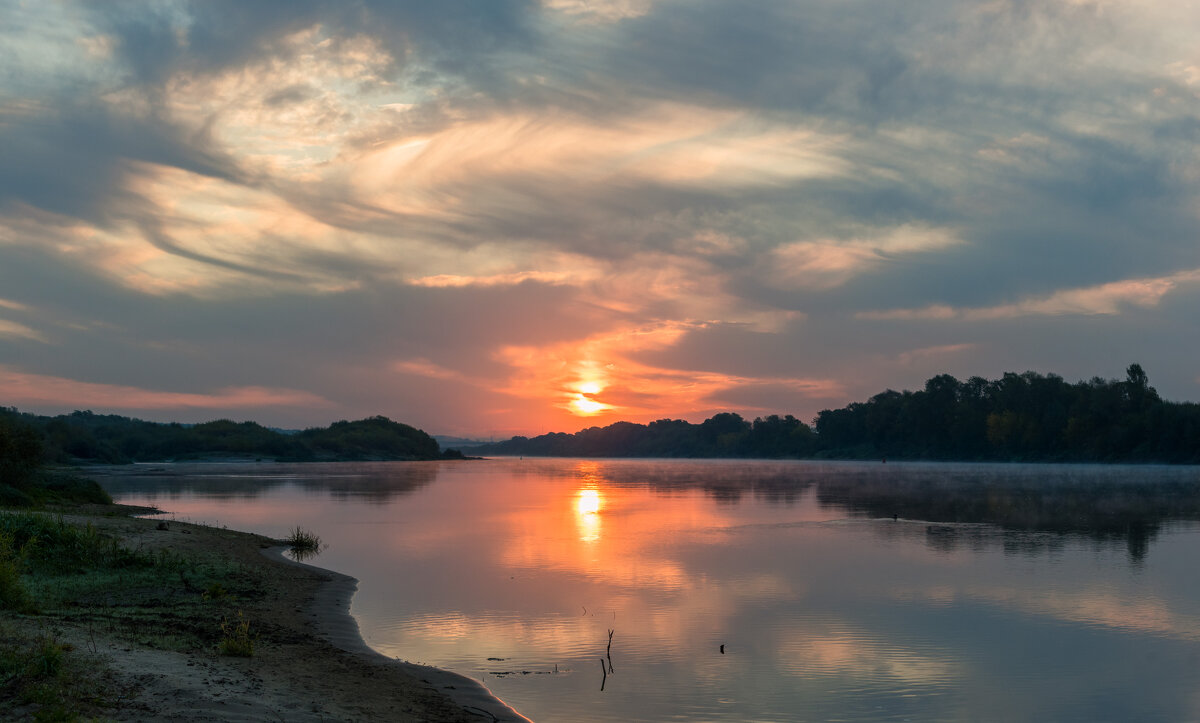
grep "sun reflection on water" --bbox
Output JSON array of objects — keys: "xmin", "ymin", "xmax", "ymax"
[{"xmin": 576, "ymin": 487, "xmax": 603, "ymax": 542}]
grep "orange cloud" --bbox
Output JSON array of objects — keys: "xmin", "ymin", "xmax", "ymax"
[
  {"xmin": 0, "ymin": 366, "xmax": 329, "ymax": 411},
  {"xmin": 407, "ymin": 269, "xmax": 598, "ymax": 288},
  {"xmin": 770, "ymin": 225, "xmax": 964, "ymax": 290},
  {"xmin": 494, "ymin": 322, "xmax": 842, "ymax": 428},
  {"xmin": 858, "ymin": 267, "xmax": 1200, "ymax": 321}
]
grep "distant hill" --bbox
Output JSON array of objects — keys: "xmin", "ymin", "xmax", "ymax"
[
  {"xmin": 474, "ymin": 364, "xmax": 1200, "ymax": 463},
  {"xmin": 432, "ymin": 435, "xmax": 490, "ymax": 449},
  {"xmin": 0, "ymin": 409, "xmax": 452, "ymax": 464}
]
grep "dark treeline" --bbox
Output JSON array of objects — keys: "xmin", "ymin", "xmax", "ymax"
[
  {"xmin": 477, "ymin": 364, "xmax": 1200, "ymax": 463},
  {"xmin": 0, "ymin": 409, "xmax": 450, "ymax": 465}
]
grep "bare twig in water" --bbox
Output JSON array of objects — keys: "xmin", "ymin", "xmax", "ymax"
[
  {"xmin": 599, "ymin": 658, "xmax": 608, "ymax": 691},
  {"xmin": 606, "ymin": 629, "xmax": 615, "ymax": 673}
]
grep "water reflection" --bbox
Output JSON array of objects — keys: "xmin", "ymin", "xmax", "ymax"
[
  {"xmin": 810, "ymin": 463, "xmax": 1200, "ymax": 563},
  {"xmin": 89, "ymin": 461, "xmax": 441, "ymax": 503},
  {"xmin": 575, "ymin": 488, "xmax": 602, "ymax": 543},
  {"xmin": 94, "ymin": 459, "xmax": 1200, "ymax": 722}
]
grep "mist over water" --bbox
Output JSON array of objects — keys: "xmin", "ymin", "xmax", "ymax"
[{"xmin": 97, "ymin": 459, "xmax": 1200, "ymax": 722}]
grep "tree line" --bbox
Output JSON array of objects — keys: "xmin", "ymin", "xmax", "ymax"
[
  {"xmin": 475, "ymin": 364, "xmax": 1200, "ymax": 463},
  {"xmin": 0, "ymin": 410, "xmax": 450, "ymax": 467}
]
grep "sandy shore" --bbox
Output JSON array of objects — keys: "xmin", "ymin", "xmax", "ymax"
[{"xmin": 39, "ymin": 511, "xmax": 531, "ymax": 722}]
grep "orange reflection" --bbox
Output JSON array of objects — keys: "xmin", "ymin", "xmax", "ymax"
[
  {"xmin": 498, "ymin": 461, "xmax": 732, "ymax": 592},
  {"xmin": 575, "ymin": 487, "xmax": 603, "ymax": 542}
]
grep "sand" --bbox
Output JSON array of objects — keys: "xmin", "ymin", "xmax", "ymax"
[{"xmin": 42, "ymin": 512, "xmax": 532, "ymax": 722}]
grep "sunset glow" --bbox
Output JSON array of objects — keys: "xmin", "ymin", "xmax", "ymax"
[
  {"xmin": 2, "ymin": 2, "xmax": 1199, "ymax": 435},
  {"xmin": 570, "ymin": 394, "xmax": 611, "ymax": 416}
]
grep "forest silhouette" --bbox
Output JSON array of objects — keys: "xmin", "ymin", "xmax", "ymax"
[
  {"xmin": 0, "ymin": 411, "xmax": 448, "ymax": 466},
  {"xmin": 478, "ymin": 364, "xmax": 1200, "ymax": 463},
  {"xmin": 2, "ymin": 363, "xmax": 1197, "ymax": 465}
]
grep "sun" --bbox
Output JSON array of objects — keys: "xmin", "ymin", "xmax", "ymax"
[{"xmin": 570, "ymin": 393, "xmax": 610, "ymax": 415}]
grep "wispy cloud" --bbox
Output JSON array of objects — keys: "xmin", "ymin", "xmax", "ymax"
[
  {"xmin": 858, "ymin": 269, "xmax": 1200, "ymax": 321},
  {"xmin": 0, "ymin": 366, "xmax": 329, "ymax": 412},
  {"xmin": 1, "ymin": 0, "xmax": 1199, "ymax": 432},
  {"xmin": 0, "ymin": 320, "xmax": 48, "ymax": 344}
]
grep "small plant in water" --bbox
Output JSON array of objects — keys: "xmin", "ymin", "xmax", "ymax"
[
  {"xmin": 285, "ymin": 526, "xmax": 322, "ymax": 560},
  {"xmin": 218, "ymin": 611, "xmax": 255, "ymax": 657}
]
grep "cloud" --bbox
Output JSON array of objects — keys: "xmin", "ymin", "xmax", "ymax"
[
  {"xmin": 768, "ymin": 225, "xmax": 964, "ymax": 291},
  {"xmin": 2, "ymin": 0, "xmax": 1200, "ymax": 434},
  {"xmin": 858, "ymin": 268, "xmax": 1200, "ymax": 321},
  {"xmin": 543, "ymin": 0, "xmax": 655, "ymax": 22},
  {"xmin": 0, "ymin": 320, "xmax": 48, "ymax": 344},
  {"xmin": 0, "ymin": 366, "xmax": 329, "ymax": 412}
]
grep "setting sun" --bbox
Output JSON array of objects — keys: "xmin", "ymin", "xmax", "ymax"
[{"xmin": 570, "ymin": 393, "xmax": 610, "ymax": 415}]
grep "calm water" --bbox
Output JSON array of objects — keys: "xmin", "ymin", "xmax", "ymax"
[{"xmin": 95, "ymin": 459, "xmax": 1200, "ymax": 722}]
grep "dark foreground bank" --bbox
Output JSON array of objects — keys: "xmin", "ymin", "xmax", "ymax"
[{"xmin": 0, "ymin": 505, "xmax": 528, "ymax": 721}]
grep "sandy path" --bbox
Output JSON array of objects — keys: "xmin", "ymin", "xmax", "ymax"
[{"xmin": 42, "ymin": 512, "xmax": 532, "ymax": 722}]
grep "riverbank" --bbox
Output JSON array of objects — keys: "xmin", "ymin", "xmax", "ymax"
[{"xmin": 0, "ymin": 506, "xmax": 528, "ymax": 721}]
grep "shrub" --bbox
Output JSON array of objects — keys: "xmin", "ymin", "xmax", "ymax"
[
  {"xmin": 0, "ymin": 484, "xmax": 34, "ymax": 508},
  {"xmin": 285, "ymin": 526, "xmax": 322, "ymax": 556},
  {"xmin": 202, "ymin": 582, "xmax": 228, "ymax": 601},
  {"xmin": 0, "ymin": 512, "xmax": 147, "ymax": 572},
  {"xmin": 0, "ymin": 530, "xmax": 33, "ymax": 612},
  {"xmin": 36, "ymin": 473, "xmax": 113, "ymax": 505},
  {"xmin": 217, "ymin": 611, "xmax": 254, "ymax": 657}
]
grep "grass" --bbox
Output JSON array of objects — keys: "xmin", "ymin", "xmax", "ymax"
[
  {"xmin": 0, "ymin": 512, "xmax": 142, "ymax": 573},
  {"xmin": 284, "ymin": 526, "xmax": 322, "ymax": 559},
  {"xmin": 0, "ymin": 530, "xmax": 34, "ymax": 613},
  {"xmin": 0, "ymin": 472, "xmax": 112, "ymax": 509},
  {"xmin": 217, "ymin": 610, "xmax": 255, "ymax": 657},
  {"xmin": 0, "ymin": 510, "xmax": 263, "ymax": 718},
  {"xmin": 0, "ymin": 625, "xmax": 116, "ymax": 721}
]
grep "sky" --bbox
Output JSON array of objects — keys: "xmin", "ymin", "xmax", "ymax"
[{"xmin": 1, "ymin": 0, "xmax": 1199, "ymax": 438}]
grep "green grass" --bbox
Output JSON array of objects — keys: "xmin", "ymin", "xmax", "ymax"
[
  {"xmin": 0, "ymin": 530, "xmax": 35, "ymax": 613},
  {"xmin": 0, "ymin": 626, "xmax": 113, "ymax": 721},
  {"xmin": 0, "ymin": 511, "xmax": 265, "ymax": 718},
  {"xmin": 217, "ymin": 610, "xmax": 255, "ymax": 657},
  {"xmin": 0, "ymin": 512, "xmax": 143, "ymax": 574}
]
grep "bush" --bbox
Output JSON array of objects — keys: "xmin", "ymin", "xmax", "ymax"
[
  {"xmin": 0, "ymin": 530, "xmax": 34, "ymax": 612},
  {"xmin": 285, "ymin": 526, "xmax": 322, "ymax": 555},
  {"xmin": 35, "ymin": 473, "xmax": 113, "ymax": 505},
  {"xmin": 0, "ymin": 416, "xmax": 42, "ymax": 485},
  {"xmin": 0, "ymin": 513, "xmax": 146, "ymax": 572},
  {"xmin": 217, "ymin": 611, "xmax": 255, "ymax": 657},
  {"xmin": 0, "ymin": 484, "xmax": 34, "ymax": 508}
]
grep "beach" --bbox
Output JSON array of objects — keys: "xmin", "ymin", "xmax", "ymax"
[{"xmin": 2, "ymin": 508, "xmax": 528, "ymax": 722}]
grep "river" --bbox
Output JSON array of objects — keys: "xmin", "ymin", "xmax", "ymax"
[{"xmin": 98, "ymin": 458, "xmax": 1200, "ymax": 722}]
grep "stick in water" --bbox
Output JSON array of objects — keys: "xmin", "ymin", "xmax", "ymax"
[{"xmin": 600, "ymin": 658, "xmax": 608, "ymax": 691}]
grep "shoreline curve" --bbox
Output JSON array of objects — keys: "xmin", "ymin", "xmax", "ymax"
[{"xmin": 264, "ymin": 546, "xmax": 533, "ymax": 723}]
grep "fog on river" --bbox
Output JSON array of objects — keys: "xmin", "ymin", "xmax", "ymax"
[{"xmin": 97, "ymin": 459, "xmax": 1200, "ymax": 722}]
